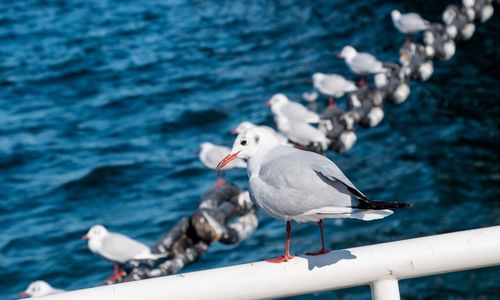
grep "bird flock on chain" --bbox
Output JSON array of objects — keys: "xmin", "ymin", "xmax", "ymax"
[{"xmin": 19, "ymin": 0, "xmax": 497, "ymax": 298}]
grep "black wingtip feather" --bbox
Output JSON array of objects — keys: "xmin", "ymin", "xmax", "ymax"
[{"xmin": 357, "ymin": 199, "xmax": 412, "ymax": 210}]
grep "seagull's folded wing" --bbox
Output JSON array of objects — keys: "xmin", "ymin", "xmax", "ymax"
[{"xmin": 101, "ymin": 233, "xmax": 151, "ymax": 263}]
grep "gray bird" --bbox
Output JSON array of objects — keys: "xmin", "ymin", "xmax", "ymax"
[{"xmin": 217, "ymin": 128, "xmax": 410, "ymax": 263}]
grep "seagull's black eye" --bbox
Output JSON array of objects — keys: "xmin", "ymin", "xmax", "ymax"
[{"xmin": 240, "ymin": 140, "xmax": 247, "ymax": 146}]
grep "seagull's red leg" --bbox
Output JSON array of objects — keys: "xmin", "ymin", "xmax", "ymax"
[
  {"xmin": 107, "ymin": 263, "xmax": 124, "ymax": 281},
  {"xmin": 214, "ymin": 176, "xmax": 225, "ymax": 187},
  {"xmin": 328, "ymin": 96, "xmax": 336, "ymax": 109},
  {"xmin": 306, "ymin": 219, "xmax": 329, "ymax": 256},
  {"xmin": 267, "ymin": 220, "xmax": 296, "ymax": 263}
]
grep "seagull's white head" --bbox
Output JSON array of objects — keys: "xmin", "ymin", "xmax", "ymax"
[
  {"xmin": 391, "ymin": 10, "xmax": 401, "ymax": 21},
  {"xmin": 338, "ymin": 46, "xmax": 357, "ymax": 60},
  {"xmin": 216, "ymin": 127, "xmax": 279, "ymax": 170},
  {"xmin": 83, "ymin": 224, "xmax": 109, "ymax": 241},
  {"xmin": 21, "ymin": 281, "xmax": 53, "ymax": 297},
  {"xmin": 312, "ymin": 73, "xmax": 325, "ymax": 85},
  {"xmin": 267, "ymin": 93, "xmax": 289, "ymax": 108},
  {"xmin": 232, "ymin": 121, "xmax": 256, "ymax": 135}
]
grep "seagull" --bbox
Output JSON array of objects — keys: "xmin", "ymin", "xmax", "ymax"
[
  {"xmin": 391, "ymin": 10, "xmax": 430, "ymax": 36},
  {"xmin": 275, "ymin": 115, "xmax": 330, "ymax": 151},
  {"xmin": 232, "ymin": 121, "xmax": 290, "ymax": 145},
  {"xmin": 216, "ymin": 127, "xmax": 410, "ymax": 263},
  {"xmin": 267, "ymin": 94, "xmax": 320, "ymax": 124},
  {"xmin": 312, "ymin": 73, "xmax": 357, "ymax": 108},
  {"xmin": 199, "ymin": 142, "xmax": 247, "ymax": 186},
  {"xmin": 337, "ymin": 46, "xmax": 386, "ymax": 85},
  {"xmin": 19, "ymin": 281, "xmax": 64, "ymax": 298},
  {"xmin": 83, "ymin": 225, "xmax": 166, "ymax": 280}
]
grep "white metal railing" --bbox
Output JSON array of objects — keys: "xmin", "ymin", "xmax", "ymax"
[{"xmin": 40, "ymin": 226, "xmax": 500, "ymax": 300}]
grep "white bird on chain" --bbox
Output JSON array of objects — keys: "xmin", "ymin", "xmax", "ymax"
[
  {"xmin": 312, "ymin": 72, "xmax": 358, "ymax": 108},
  {"xmin": 275, "ymin": 115, "xmax": 330, "ymax": 151},
  {"xmin": 391, "ymin": 10, "xmax": 430, "ymax": 35},
  {"xmin": 267, "ymin": 94, "xmax": 319, "ymax": 123},
  {"xmin": 337, "ymin": 46, "xmax": 386, "ymax": 84},
  {"xmin": 83, "ymin": 225, "xmax": 166, "ymax": 280}
]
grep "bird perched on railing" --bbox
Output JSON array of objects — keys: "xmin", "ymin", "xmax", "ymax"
[
  {"xmin": 311, "ymin": 73, "xmax": 357, "ymax": 108},
  {"xmin": 267, "ymin": 93, "xmax": 320, "ymax": 123},
  {"xmin": 217, "ymin": 127, "xmax": 410, "ymax": 263},
  {"xmin": 337, "ymin": 46, "xmax": 386, "ymax": 86},
  {"xmin": 83, "ymin": 225, "xmax": 167, "ymax": 281},
  {"xmin": 19, "ymin": 281, "xmax": 64, "ymax": 298},
  {"xmin": 199, "ymin": 142, "xmax": 247, "ymax": 186}
]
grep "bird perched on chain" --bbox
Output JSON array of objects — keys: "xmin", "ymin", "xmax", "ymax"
[
  {"xmin": 337, "ymin": 46, "xmax": 386, "ymax": 86},
  {"xmin": 83, "ymin": 225, "xmax": 167, "ymax": 281},
  {"xmin": 312, "ymin": 73, "xmax": 357, "ymax": 109},
  {"xmin": 267, "ymin": 93, "xmax": 320, "ymax": 123}
]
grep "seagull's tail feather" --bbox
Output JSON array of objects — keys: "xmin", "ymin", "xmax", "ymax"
[{"xmin": 358, "ymin": 199, "xmax": 412, "ymax": 210}]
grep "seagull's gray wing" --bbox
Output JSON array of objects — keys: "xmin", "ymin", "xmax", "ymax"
[
  {"xmin": 254, "ymin": 147, "xmax": 363, "ymax": 217},
  {"xmin": 351, "ymin": 53, "xmax": 384, "ymax": 73},
  {"xmin": 400, "ymin": 13, "xmax": 430, "ymax": 31},
  {"xmin": 316, "ymin": 75, "xmax": 342, "ymax": 95},
  {"xmin": 282, "ymin": 102, "xmax": 319, "ymax": 122},
  {"xmin": 287, "ymin": 121, "xmax": 327, "ymax": 145},
  {"xmin": 307, "ymin": 153, "xmax": 368, "ymax": 201},
  {"xmin": 100, "ymin": 233, "xmax": 150, "ymax": 263}
]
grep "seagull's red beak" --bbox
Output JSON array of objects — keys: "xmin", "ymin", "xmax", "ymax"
[
  {"xmin": 265, "ymin": 101, "xmax": 272, "ymax": 106},
  {"xmin": 216, "ymin": 151, "xmax": 240, "ymax": 171},
  {"xmin": 19, "ymin": 291, "xmax": 29, "ymax": 297},
  {"xmin": 82, "ymin": 234, "xmax": 89, "ymax": 240},
  {"xmin": 230, "ymin": 129, "xmax": 238, "ymax": 135}
]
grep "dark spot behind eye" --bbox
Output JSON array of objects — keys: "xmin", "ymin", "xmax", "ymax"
[
  {"xmin": 254, "ymin": 136, "xmax": 260, "ymax": 143},
  {"xmin": 240, "ymin": 140, "xmax": 247, "ymax": 146}
]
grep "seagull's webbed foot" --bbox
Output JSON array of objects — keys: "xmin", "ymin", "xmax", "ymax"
[
  {"xmin": 266, "ymin": 254, "xmax": 296, "ymax": 263},
  {"xmin": 306, "ymin": 247, "xmax": 330, "ymax": 256}
]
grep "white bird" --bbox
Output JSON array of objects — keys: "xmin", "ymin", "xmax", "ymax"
[
  {"xmin": 337, "ymin": 46, "xmax": 386, "ymax": 78},
  {"xmin": 83, "ymin": 225, "xmax": 166, "ymax": 280},
  {"xmin": 267, "ymin": 94, "xmax": 319, "ymax": 124},
  {"xmin": 19, "ymin": 281, "xmax": 64, "ymax": 298},
  {"xmin": 199, "ymin": 142, "xmax": 247, "ymax": 186},
  {"xmin": 391, "ymin": 10, "xmax": 430, "ymax": 34},
  {"xmin": 275, "ymin": 115, "xmax": 330, "ymax": 151},
  {"xmin": 312, "ymin": 73, "xmax": 357, "ymax": 108},
  {"xmin": 216, "ymin": 128, "xmax": 410, "ymax": 263},
  {"xmin": 232, "ymin": 121, "xmax": 289, "ymax": 145}
]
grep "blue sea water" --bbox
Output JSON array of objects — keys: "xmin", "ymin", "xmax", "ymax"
[{"xmin": 0, "ymin": 0, "xmax": 499, "ymax": 299}]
